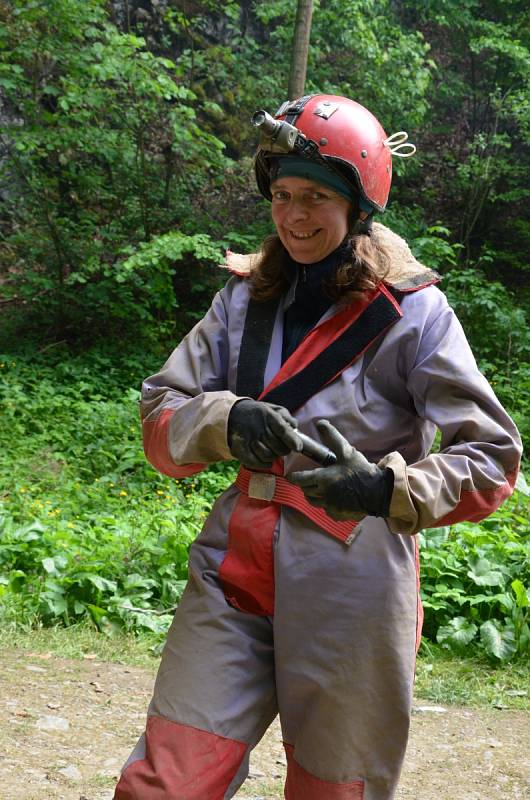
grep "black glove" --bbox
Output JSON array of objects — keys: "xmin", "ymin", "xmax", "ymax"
[
  {"xmin": 287, "ymin": 419, "xmax": 394, "ymax": 520},
  {"xmin": 227, "ymin": 399, "xmax": 302, "ymax": 470}
]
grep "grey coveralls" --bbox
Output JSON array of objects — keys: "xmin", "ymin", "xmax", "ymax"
[{"xmin": 114, "ymin": 223, "xmax": 521, "ymax": 800}]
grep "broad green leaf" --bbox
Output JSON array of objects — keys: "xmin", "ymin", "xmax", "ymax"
[
  {"xmin": 519, "ymin": 624, "xmax": 530, "ymax": 655},
  {"xmin": 467, "ymin": 558, "xmax": 504, "ymax": 587},
  {"xmin": 8, "ymin": 570, "xmax": 26, "ymax": 592},
  {"xmin": 467, "ymin": 592, "xmax": 507, "ymax": 606},
  {"xmin": 480, "ymin": 620, "xmax": 517, "ymax": 661},
  {"xmin": 14, "ymin": 521, "xmax": 45, "ymax": 542},
  {"xmin": 421, "ymin": 526, "xmax": 451, "ymax": 548},
  {"xmin": 437, "ymin": 616, "xmax": 478, "ymax": 650},
  {"xmin": 80, "ymin": 573, "xmax": 117, "ymax": 592},
  {"xmin": 122, "ymin": 573, "xmax": 156, "ymax": 590},
  {"xmin": 87, "ymin": 604, "xmax": 108, "ymax": 625},
  {"xmin": 42, "ymin": 592, "xmax": 68, "ymax": 616},
  {"xmin": 511, "ymin": 579, "xmax": 529, "ymax": 608}
]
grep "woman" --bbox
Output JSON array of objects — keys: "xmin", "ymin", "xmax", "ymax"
[{"xmin": 114, "ymin": 95, "xmax": 521, "ymax": 800}]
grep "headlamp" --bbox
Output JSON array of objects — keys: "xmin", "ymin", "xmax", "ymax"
[{"xmin": 251, "ymin": 109, "xmax": 303, "ymax": 154}]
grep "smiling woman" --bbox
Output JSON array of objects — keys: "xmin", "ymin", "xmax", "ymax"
[
  {"xmin": 250, "ymin": 139, "xmax": 391, "ymax": 306},
  {"xmin": 114, "ymin": 94, "xmax": 521, "ymax": 800},
  {"xmin": 270, "ymin": 176, "xmax": 350, "ymax": 263}
]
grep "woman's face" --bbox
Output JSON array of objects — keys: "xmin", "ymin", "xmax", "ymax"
[{"xmin": 270, "ymin": 176, "xmax": 351, "ymax": 264}]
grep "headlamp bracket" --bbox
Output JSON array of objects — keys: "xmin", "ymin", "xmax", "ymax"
[{"xmin": 313, "ymin": 101, "xmax": 339, "ymax": 120}]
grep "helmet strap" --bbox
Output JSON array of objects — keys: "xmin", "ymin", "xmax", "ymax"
[
  {"xmin": 276, "ymin": 95, "xmax": 314, "ymax": 124},
  {"xmin": 349, "ymin": 213, "xmax": 373, "ymax": 237}
]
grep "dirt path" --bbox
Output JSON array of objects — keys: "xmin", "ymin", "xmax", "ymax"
[{"xmin": 1, "ymin": 649, "xmax": 529, "ymax": 800}]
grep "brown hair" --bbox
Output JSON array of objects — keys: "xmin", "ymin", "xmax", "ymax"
[{"xmin": 249, "ymin": 222, "xmax": 390, "ymax": 304}]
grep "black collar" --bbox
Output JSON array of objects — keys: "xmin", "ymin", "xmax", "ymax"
[{"xmin": 283, "ymin": 239, "xmax": 352, "ymax": 302}]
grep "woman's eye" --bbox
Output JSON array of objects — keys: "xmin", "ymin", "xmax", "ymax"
[
  {"xmin": 272, "ymin": 191, "xmax": 289, "ymax": 201},
  {"xmin": 311, "ymin": 191, "xmax": 327, "ymax": 200}
]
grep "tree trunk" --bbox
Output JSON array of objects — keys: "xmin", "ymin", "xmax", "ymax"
[{"xmin": 288, "ymin": 0, "xmax": 314, "ymax": 99}]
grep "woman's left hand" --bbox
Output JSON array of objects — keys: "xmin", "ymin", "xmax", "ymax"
[{"xmin": 287, "ymin": 419, "xmax": 394, "ymax": 521}]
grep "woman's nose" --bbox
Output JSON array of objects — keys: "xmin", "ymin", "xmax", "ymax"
[{"xmin": 285, "ymin": 199, "xmax": 309, "ymax": 223}]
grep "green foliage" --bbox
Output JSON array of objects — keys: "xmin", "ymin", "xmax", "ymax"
[
  {"xmin": 121, "ymin": 232, "xmax": 223, "ymax": 274},
  {"xmin": 117, "ymin": 231, "xmax": 225, "ymax": 332},
  {"xmin": 1, "ymin": 497, "xmax": 200, "ymax": 635},
  {"xmin": 414, "ymin": 645, "xmax": 530, "ymax": 709},
  {"xmin": 0, "ymin": 0, "xmax": 229, "ymax": 340},
  {"xmin": 0, "ymin": 351, "xmax": 528, "ymax": 663},
  {"xmin": 479, "ymin": 619, "xmax": 517, "ymax": 662},
  {"xmin": 308, "ymin": 0, "xmax": 434, "ymax": 136},
  {"xmin": 0, "ymin": 350, "xmax": 236, "ymax": 638},
  {"xmin": 441, "ymin": 268, "xmax": 530, "ymax": 454},
  {"xmin": 442, "ymin": 269, "xmax": 530, "ymax": 365},
  {"xmin": 420, "ymin": 496, "xmax": 530, "ymax": 661},
  {"xmin": 436, "ymin": 616, "xmax": 478, "ymax": 651},
  {"xmin": 250, "ymin": 0, "xmax": 433, "ymax": 132},
  {"xmin": 399, "ymin": 0, "xmax": 530, "ymax": 279},
  {"xmin": 1, "ymin": 0, "xmax": 529, "ymax": 346},
  {"xmin": 410, "ymin": 224, "xmax": 463, "ymax": 269}
]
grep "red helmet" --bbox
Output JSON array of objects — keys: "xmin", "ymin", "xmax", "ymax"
[{"xmin": 253, "ymin": 94, "xmax": 414, "ymax": 213}]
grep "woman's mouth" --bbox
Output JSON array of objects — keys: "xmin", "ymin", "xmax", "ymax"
[{"xmin": 289, "ymin": 230, "xmax": 320, "ymax": 240}]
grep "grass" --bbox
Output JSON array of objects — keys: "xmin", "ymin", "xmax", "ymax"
[
  {"xmin": 0, "ymin": 620, "xmax": 160, "ymax": 668},
  {"xmin": 415, "ymin": 641, "xmax": 529, "ymax": 710},
  {"xmin": 1, "ymin": 622, "xmax": 528, "ymax": 710}
]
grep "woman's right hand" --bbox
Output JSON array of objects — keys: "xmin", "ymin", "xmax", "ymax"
[{"xmin": 227, "ymin": 399, "xmax": 301, "ymax": 470}]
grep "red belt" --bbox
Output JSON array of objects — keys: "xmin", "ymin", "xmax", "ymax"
[{"xmin": 235, "ymin": 468, "xmax": 358, "ymax": 545}]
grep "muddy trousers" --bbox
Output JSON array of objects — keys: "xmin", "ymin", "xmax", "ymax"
[{"xmin": 114, "ymin": 518, "xmax": 419, "ymax": 800}]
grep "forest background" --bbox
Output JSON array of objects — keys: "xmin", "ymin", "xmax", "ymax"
[{"xmin": 0, "ymin": 0, "xmax": 529, "ymax": 665}]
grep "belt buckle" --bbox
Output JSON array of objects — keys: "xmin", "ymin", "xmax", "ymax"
[{"xmin": 248, "ymin": 474, "xmax": 276, "ymax": 502}]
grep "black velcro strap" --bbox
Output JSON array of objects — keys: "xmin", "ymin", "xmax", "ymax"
[
  {"xmin": 236, "ymin": 296, "xmax": 281, "ymax": 399},
  {"xmin": 261, "ymin": 292, "xmax": 401, "ymax": 412},
  {"xmin": 285, "ymin": 94, "xmax": 313, "ymax": 124}
]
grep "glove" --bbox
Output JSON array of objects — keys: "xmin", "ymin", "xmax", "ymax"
[
  {"xmin": 227, "ymin": 399, "xmax": 302, "ymax": 470},
  {"xmin": 287, "ymin": 419, "xmax": 394, "ymax": 520}
]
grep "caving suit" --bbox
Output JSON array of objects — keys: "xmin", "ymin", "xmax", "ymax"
[{"xmin": 114, "ymin": 223, "xmax": 522, "ymax": 800}]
